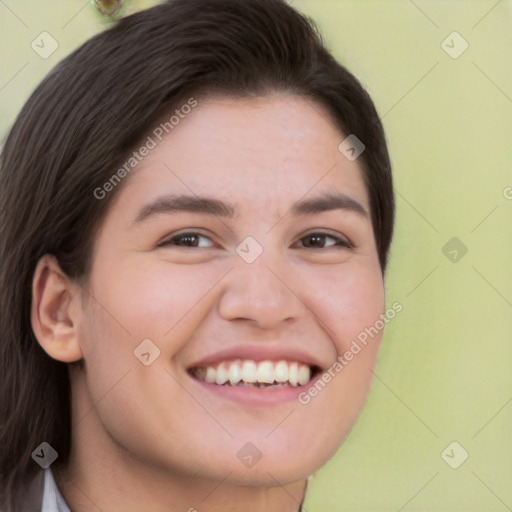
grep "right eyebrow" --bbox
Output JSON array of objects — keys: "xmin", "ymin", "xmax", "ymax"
[{"xmin": 133, "ymin": 194, "xmax": 237, "ymax": 225}]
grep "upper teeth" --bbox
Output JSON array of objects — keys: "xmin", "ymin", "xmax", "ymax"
[{"xmin": 194, "ymin": 360, "xmax": 312, "ymax": 387}]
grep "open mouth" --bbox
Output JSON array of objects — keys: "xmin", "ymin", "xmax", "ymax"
[{"xmin": 188, "ymin": 359, "xmax": 321, "ymax": 389}]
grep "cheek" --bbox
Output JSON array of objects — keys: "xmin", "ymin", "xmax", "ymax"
[
  {"xmin": 90, "ymin": 257, "xmax": 225, "ymax": 342},
  {"xmin": 292, "ymin": 263, "xmax": 384, "ymax": 450},
  {"xmin": 76, "ymin": 259, "xmax": 210, "ymax": 398},
  {"xmin": 302, "ymin": 260, "xmax": 385, "ymax": 351}
]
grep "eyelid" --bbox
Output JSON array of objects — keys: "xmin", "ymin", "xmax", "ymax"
[
  {"xmin": 157, "ymin": 229, "xmax": 354, "ymax": 250},
  {"xmin": 295, "ymin": 230, "xmax": 354, "ymax": 249},
  {"xmin": 157, "ymin": 230, "xmax": 216, "ymax": 248}
]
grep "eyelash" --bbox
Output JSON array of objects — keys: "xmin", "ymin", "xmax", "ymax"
[{"xmin": 157, "ymin": 231, "xmax": 353, "ymax": 250}]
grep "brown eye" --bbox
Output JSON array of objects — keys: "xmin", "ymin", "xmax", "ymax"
[
  {"xmin": 299, "ymin": 233, "xmax": 352, "ymax": 249},
  {"xmin": 158, "ymin": 232, "xmax": 214, "ymax": 248}
]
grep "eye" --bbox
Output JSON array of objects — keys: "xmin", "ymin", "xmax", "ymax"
[
  {"xmin": 297, "ymin": 232, "xmax": 353, "ymax": 249},
  {"xmin": 157, "ymin": 231, "xmax": 353, "ymax": 250},
  {"xmin": 157, "ymin": 231, "xmax": 214, "ymax": 248}
]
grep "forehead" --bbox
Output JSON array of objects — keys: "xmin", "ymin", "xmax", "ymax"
[{"xmin": 112, "ymin": 94, "xmax": 369, "ymax": 216}]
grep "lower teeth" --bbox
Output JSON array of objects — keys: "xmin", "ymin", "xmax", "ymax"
[{"xmin": 224, "ymin": 381, "xmax": 290, "ymax": 388}]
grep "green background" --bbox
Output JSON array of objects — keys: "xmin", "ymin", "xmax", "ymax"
[{"xmin": 1, "ymin": 1, "xmax": 511, "ymax": 510}]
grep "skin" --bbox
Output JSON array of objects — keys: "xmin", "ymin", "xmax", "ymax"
[{"xmin": 31, "ymin": 94, "xmax": 385, "ymax": 512}]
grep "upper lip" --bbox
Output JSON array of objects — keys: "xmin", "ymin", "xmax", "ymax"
[{"xmin": 187, "ymin": 344, "xmax": 327, "ymax": 371}]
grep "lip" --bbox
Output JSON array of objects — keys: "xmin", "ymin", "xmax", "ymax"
[
  {"xmin": 186, "ymin": 344, "xmax": 327, "ymax": 371},
  {"xmin": 188, "ymin": 368, "xmax": 323, "ymax": 405},
  {"xmin": 185, "ymin": 344, "xmax": 326, "ymax": 406}
]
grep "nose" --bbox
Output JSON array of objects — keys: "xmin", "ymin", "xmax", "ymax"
[{"xmin": 217, "ymin": 251, "xmax": 307, "ymax": 329}]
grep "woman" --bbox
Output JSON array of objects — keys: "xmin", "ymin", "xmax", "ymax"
[{"xmin": 0, "ymin": 0, "xmax": 395, "ymax": 510}]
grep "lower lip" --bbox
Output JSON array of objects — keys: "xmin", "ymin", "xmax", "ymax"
[{"xmin": 190, "ymin": 373, "xmax": 321, "ymax": 405}]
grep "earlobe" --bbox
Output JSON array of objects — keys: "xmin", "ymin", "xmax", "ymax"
[{"xmin": 31, "ymin": 254, "xmax": 84, "ymax": 363}]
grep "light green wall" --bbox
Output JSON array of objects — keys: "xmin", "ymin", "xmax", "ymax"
[{"xmin": 1, "ymin": 1, "xmax": 511, "ymax": 510}]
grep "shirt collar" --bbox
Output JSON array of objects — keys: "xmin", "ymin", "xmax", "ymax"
[
  {"xmin": 41, "ymin": 468, "xmax": 71, "ymax": 512},
  {"xmin": 40, "ymin": 467, "xmax": 313, "ymax": 511}
]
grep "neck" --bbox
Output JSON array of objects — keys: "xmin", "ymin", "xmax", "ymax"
[
  {"xmin": 56, "ymin": 372, "xmax": 310, "ymax": 511},
  {"xmin": 54, "ymin": 458, "xmax": 307, "ymax": 512},
  {"xmin": 53, "ymin": 410, "xmax": 308, "ymax": 512}
]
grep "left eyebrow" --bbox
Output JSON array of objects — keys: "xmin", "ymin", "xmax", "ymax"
[
  {"xmin": 290, "ymin": 191, "xmax": 368, "ymax": 217},
  {"xmin": 131, "ymin": 190, "xmax": 368, "ymax": 226}
]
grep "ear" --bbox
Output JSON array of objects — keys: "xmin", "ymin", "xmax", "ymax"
[{"xmin": 31, "ymin": 254, "xmax": 84, "ymax": 363}]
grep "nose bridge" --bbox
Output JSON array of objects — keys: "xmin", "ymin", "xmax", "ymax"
[{"xmin": 218, "ymin": 242, "xmax": 305, "ymax": 327}]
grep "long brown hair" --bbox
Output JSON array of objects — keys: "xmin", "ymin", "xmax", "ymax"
[{"xmin": 0, "ymin": 0, "xmax": 394, "ymax": 508}]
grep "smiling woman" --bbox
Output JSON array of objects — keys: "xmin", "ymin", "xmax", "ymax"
[{"xmin": 0, "ymin": 1, "xmax": 394, "ymax": 511}]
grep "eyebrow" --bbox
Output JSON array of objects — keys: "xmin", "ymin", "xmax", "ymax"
[{"xmin": 132, "ymin": 191, "xmax": 368, "ymax": 225}]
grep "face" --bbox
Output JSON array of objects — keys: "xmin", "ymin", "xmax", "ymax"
[{"xmin": 73, "ymin": 94, "xmax": 385, "ymax": 485}]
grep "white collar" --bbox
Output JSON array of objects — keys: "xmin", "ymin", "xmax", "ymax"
[
  {"xmin": 41, "ymin": 468, "xmax": 71, "ymax": 512},
  {"xmin": 40, "ymin": 468, "xmax": 313, "ymax": 511}
]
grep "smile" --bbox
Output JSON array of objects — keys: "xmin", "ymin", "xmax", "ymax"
[{"xmin": 189, "ymin": 359, "xmax": 320, "ymax": 388}]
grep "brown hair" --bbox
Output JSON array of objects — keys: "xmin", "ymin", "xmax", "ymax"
[{"xmin": 0, "ymin": 0, "xmax": 394, "ymax": 507}]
